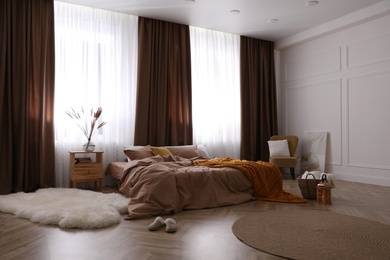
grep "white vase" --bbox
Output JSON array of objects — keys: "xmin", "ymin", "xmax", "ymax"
[{"xmin": 83, "ymin": 142, "xmax": 95, "ymax": 152}]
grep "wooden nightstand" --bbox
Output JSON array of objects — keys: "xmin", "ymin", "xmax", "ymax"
[{"xmin": 69, "ymin": 151, "xmax": 103, "ymax": 191}]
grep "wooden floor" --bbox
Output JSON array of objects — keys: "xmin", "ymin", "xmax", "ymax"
[{"xmin": 1, "ymin": 178, "xmax": 389, "ymax": 260}]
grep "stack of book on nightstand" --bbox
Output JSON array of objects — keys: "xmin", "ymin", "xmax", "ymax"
[{"xmin": 75, "ymin": 157, "xmax": 92, "ymax": 164}]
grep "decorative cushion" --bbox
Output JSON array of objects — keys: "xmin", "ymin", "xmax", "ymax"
[
  {"xmin": 151, "ymin": 147, "xmax": 172, "ymax": 156},
  {"xmin": 123, "ymin": 145, "xmax": 154, "ymax": 161},
  {"xmin": 268, "ymin": 140, "xmax": 290, "ymax": 157},
  {"xmin": 165, "ymin": 145, "xmax": 199, "ymax": 159}
]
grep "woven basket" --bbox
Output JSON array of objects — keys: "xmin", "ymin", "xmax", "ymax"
[{"xmin": 298, "ymin": 173, "xmax": 321, "ymax": 200}]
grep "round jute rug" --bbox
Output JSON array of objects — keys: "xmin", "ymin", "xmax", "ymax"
[{"xmin": 232, "ymin": 209, "xmax": 390, "ymax": 260}]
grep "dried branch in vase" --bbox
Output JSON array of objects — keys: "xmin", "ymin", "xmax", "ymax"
[{"xmin": 65, "ymin": 107, "xmax": 107, "ymax": 151}]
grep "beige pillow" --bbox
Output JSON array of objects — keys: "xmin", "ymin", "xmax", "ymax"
[
  {"xmin": 268, "ymin": 140, "xmax": 290, "ymax": 157},
  {"xmin": 151, "ymin": 147, "xmax": 172, "ymax": 156},
  {"xmin": 166, "ymin": 145, "xmax": 199, "ymax": 159},
  {"xmin": 123, "ymin": 146, "xmax": 154, "ymax": 160}
]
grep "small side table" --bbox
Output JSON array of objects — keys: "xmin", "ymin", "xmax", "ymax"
[
  {"xmin": 69, "ymin": 151, "xmax": 103, "ymax": 191},
  {"xmin": 316, "ymin": 186, "xmax": 332, "ymax": 205}
]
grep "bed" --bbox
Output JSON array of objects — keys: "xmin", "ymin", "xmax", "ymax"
[{"xmin": 105, "ymin": 145, "xmax": 306, "ymax": 219}]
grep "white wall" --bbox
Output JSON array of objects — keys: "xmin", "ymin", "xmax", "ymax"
[{"xmin": 275, "ymin": 2, "xmax": 390, "ymax": 186}]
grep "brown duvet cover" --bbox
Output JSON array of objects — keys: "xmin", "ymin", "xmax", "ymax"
[
  {"xmin": 108, "ymin": 155, "xmax": 306, "ymax": 219},
  {"xmin": 112, "ymin": 155, "xmax": 254, "ymax": 219}
]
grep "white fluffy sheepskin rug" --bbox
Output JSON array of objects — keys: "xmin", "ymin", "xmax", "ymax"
[{"xmin": 0, "ymin": 188, "xmax": 129, "ymax": 229}]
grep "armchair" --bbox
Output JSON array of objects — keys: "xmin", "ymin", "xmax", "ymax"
[{"xmin": 268, "ymin": 135, "xmax": 299, "ymax": 180}]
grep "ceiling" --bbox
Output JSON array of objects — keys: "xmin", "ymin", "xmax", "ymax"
[{"xmin": 58, "ymin": 0, "xmax": 385, "ymax": 41}]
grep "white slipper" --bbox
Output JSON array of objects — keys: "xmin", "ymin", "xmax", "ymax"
[
  {"xmin": 165, "ymin": 218, "xmax": 177, "ymax": 233},
  {"xmin": 148, "ymin": 216, "xmax": 165, "ymax": 231}
]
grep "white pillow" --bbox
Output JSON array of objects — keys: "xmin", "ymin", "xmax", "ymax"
[
  {"xmin": 196, "ymin": 144, "xmax": 210, "ymax": 159},
  {"xmin": 268, "ymin": 140, "xmax": 290, "ymax": 157},
  {"xmin": 124, "ymin": 145, "xmax": 145, "ymax": 151}
]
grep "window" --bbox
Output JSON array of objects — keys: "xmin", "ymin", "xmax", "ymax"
[
  {"xmin": 54, "ymin": 2, "xmax": 138, "ymax": 187},
  {"xmin": 190, "ymin": 27, "xmax": 241, "ymax": 158}
]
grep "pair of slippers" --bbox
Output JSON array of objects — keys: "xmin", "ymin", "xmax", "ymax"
[{"xmin": 148, "ymin": 216, "xmax": 177, "ymax": 233}]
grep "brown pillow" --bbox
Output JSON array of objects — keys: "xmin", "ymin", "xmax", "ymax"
[
  {"xmin": 166, "ymin": 145, "xmax": 199, "ymax": 159},
  {"xmin": 151, "ymin": 147, "xmax": 172, "ymax": 156},
  {"xmin": 124, "ymin": 146, "xmax": 154, "ymax": 160}
]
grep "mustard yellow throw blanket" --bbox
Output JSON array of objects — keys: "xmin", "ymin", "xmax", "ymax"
[{"xmin": 194, "ymin": 158, "xmax": 306, "ymax": 203}]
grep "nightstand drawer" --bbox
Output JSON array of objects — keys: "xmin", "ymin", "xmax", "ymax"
[
  {"xmin": 73, "ymin": 169, "xmax": 101, "ymax": 180},
  {"xmin": 74, "ymin": 163, "xmax": 101, "ymax": 171}
]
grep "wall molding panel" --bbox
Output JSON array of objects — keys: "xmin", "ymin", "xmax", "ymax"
[
  {"xmin": 346, "ymin": 71, "xmax": 390, "ymax": 170},
  {"xmin": 285, "ymin": 80, "xmax": 342, "ymax": 167},
  {"xmin": 285, "ymin": 47, "xmax": 341, "ymax": 82},
  {"xmin": 346, "ymin": 32, "xmax": 390, "ymax": 69}
]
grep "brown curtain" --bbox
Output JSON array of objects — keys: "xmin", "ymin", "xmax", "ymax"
[
  {"xmin": 0, "ymin": 0, "xmax": 55, "ymax": 194},
  {"xmin": 134, "ymin": 17, "xmax": 193, "ymax": 146},
  {"xmin": 240, "ymin": 36, "xmax": 278, "ymax": 162}
]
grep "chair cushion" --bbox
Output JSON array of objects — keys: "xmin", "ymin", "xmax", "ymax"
[{"xmin": 269, "ymin": 157, "xmax": 298, "ymax": 168}]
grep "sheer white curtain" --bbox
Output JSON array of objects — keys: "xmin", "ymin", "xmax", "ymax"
[
  {"xmin": 190, "ymin": 27, "xmax": 241, "ymax": 158},
  {"xmin": 54, "ymin": 2, "xmax": 138, "ymax": 187}
]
